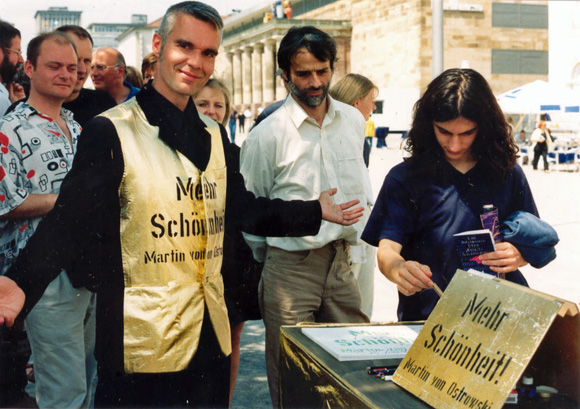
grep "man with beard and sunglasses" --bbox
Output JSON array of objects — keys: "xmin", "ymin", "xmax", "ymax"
[
  {"xmin": 240, "ymin": 26, "xmax": 370, "ymax": 408},
  {"xmin": 0, "ymin": 21, "xmax": 25, "ymax": 117}
]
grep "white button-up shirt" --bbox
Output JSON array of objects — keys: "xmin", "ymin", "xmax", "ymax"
[
  {"xmin": 240, "ymin": 94, "xmax": 368, "ymax": 262},
  {"xmin": 0, "ymin": 83, "xmax": 11, "ymax": 117}
]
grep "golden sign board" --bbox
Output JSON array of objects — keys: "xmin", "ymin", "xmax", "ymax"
[{"xmin": 393, "ymin": 269, "xmax": 578, "ymax": 409}]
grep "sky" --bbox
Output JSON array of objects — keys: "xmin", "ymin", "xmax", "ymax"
[{"xmin": 0, "ymin": 0, "xmax": 268, "ymax": 46}]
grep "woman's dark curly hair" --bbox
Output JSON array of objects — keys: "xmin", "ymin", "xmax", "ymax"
[{"xmin": 405, "ymin": 69, "xmax": 517, "ymax": 182}]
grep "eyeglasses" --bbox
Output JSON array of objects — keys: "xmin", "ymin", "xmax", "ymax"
[
  {"xmin": 90, "ymin": 64, "xmax": 119, "ymax": 73},
  {"xmin": 3, "ymin": 47, "xmax": 22, "ymax": 56}
]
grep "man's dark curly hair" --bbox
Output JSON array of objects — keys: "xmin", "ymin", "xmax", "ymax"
[
  {"xmin": 405, "ymin": 68, "xmax": 518, "ymax": 182},
  {"xmin": 277, "ymin": 26, "xmax": 337, "ymax": 78}
]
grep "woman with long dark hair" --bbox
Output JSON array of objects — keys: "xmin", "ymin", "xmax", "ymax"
[{"xmin": 362, "ymin": 69, "xmax": 540, "ymax": 321}]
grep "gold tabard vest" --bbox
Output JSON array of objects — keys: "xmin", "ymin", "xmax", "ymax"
[{"xmin": 102, "ymin": 99, "xmax": 230, "ymax": 373}]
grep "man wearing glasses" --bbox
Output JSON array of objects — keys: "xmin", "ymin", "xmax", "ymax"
[
  {"xmin": 0, "ymin": 21, "xmax": 25, "ymax": 117},
  {"xmin": 91, "ymin": 47, "xmax": 139, "ymax": 104}
]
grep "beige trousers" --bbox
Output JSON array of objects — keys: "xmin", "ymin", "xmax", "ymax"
[{"xmin": 259, "ymin": 240, "xmax": 369, "ymax": 408}]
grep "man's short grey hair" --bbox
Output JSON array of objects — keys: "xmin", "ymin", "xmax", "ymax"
[{"xmin": 158, "ymin": 1, "xmax": 223, "ymax": 47}]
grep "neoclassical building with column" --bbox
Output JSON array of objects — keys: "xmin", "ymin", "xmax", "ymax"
[
  {"xmin": 216, "ymin": 18, "xmax": 352, "ymax": 114},
  {"xmin": 214, "ymin": 0, "xmax": 550, "ymax": 129}
]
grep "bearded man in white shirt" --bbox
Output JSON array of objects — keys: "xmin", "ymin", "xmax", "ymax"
[{"xmin": 240, "ymin": 26, "xmax": 370, "ymax": 408}]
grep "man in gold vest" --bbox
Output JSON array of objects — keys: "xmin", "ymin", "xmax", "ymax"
[{"xmin": 0, "ymin": 2, "xmax": 363, "ymax": 407}]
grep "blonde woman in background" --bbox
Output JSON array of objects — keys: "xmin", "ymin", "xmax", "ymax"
[
  {"xmin": 194, "ymin": 78, "xmax": 261, "ymax": 406},
  {"xmin": 193, "ymin": 78, "xmax": 230, "ymax": 127},
  {"xmin": 329, "ymin": 73, "xmax": 378, "ymax": 318}
]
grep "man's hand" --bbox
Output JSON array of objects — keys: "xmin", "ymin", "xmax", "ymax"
[
  {"xmin": 0, "ymin": 276, "xmax": 25, "ymax": 327},
  {"xmin": 7, "ymin": 82, "xmax": 25, "ymax": 103},
  {"xmin": 319, "ymin": 188, "xmax": 364, "ymax": 226},
  {"xmin": 479, "ymin": 242, "xmax": 527, "ymax": 275}
]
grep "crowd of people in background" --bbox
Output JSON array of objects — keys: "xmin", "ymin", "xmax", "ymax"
[{"xmin": 0, "ymin": 1, "xmax": 558, "ymax": 409}]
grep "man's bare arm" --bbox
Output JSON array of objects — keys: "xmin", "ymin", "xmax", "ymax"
[{"xmin": 0, "ymin": 193, "xmax": 58, "ymax": 219}]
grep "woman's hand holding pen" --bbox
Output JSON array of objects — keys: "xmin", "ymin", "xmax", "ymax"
[
  {"xmin": 377, "ymin": 239, "xmax": 435, "ymax": 296},
  {"xmin": 391, "ymin": 260, "xmax": 435, "ymax": 296}
]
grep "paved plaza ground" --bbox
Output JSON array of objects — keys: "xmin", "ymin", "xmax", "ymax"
[{"xmin": 231, "ymin": 133, "xmax": 580, "ymax": 408}]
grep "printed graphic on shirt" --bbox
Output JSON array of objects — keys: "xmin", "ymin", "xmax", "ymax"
[{"xmin": 0, "ymin": 103, "xmax": 79, "ymax": 274}]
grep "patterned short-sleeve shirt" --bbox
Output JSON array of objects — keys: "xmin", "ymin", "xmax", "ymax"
[{"xmin": 0, "ymin": 103, "xmax": 80, "ymax": 274}]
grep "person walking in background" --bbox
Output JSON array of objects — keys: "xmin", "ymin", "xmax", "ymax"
[
  {"xmin": 518, "ymin": 129, "xmax": 526, "ymax": 144},
  {"xmin": 531, "ymin": 120, "xmax": 553, "ymax": 172},
  {"xmin": 240, "ymin": 26, "xmax": 369, "ymax": 407},
  {"xmin": 243, "ymin": 105, "xmax": 253, "ymax": 128},
  {"xmin": 329, "ymin": 73, "xmax": 378, "ymax": 318},
  {"xmin": 362, "ymin": 69, "xmax": 548, "ymax": 322},
  {"xmin": 238, "ymin": 109, "xmax": 245, "ymax": 133},
  {"xmin": 229, "ymin": 109, "xmax": 237, "ymax": 142},
  {"xmin": 364, "ymin": 118, "xmax": 375, "ymax": 166}
]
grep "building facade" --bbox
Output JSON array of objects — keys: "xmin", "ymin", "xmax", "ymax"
[
  {"xmin": 217, "ymin": 0, "xmax": 549, "ymax": 129},
  {"xmin": 88, "ymin": 15, "xmax": 148, "ymax": 49},
  {"xmin": 549, "ymin": 1, "xmax": 580, "ymax": 91},
  {"xmin": 117, "ymin": 18, "xmax": 161, "ymax": 72},
  {"xmin": 34, "ymin": 7, "xmax": 81, "ymax": 34}
]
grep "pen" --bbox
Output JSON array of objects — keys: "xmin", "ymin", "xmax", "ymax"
[
  {"xmin": 367, "ymin": 365, "xmax": 398, "ymax": 375},
  {"xmin": 432, "ymin": 282, "xmax": 443, "ymax": 297}
]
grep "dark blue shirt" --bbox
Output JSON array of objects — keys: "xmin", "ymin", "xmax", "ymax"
[{"xmin": 362, "ymin": 159, "xmax": 538, "ymax": 321}]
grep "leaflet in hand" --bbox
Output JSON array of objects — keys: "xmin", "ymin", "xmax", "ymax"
[{"xmin": 453, "ymin": 229, "xmax": 496, "ymax": 274}]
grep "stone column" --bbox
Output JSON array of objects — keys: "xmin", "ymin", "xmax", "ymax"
[
  {"xmin": 252, "ymin": 44, "xmax": 264, "ymax": 107},
  {"xmin": 233, "ymin": 50, "xmax": 243, "ymax": 107},
  {"xmin": 242, "ymin": 46, "xmax": 253, "ymax": 106},
  {"xmin": 225, "ymin": 52, "xmax": 234, "ymax": 100},
  {"xmin": 263, "ymin": 40, "xmax": 276, "ymax": 104},
  {"xmin": 275, "ymin": 39, "xmax": 287, "ymax": 101}
]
